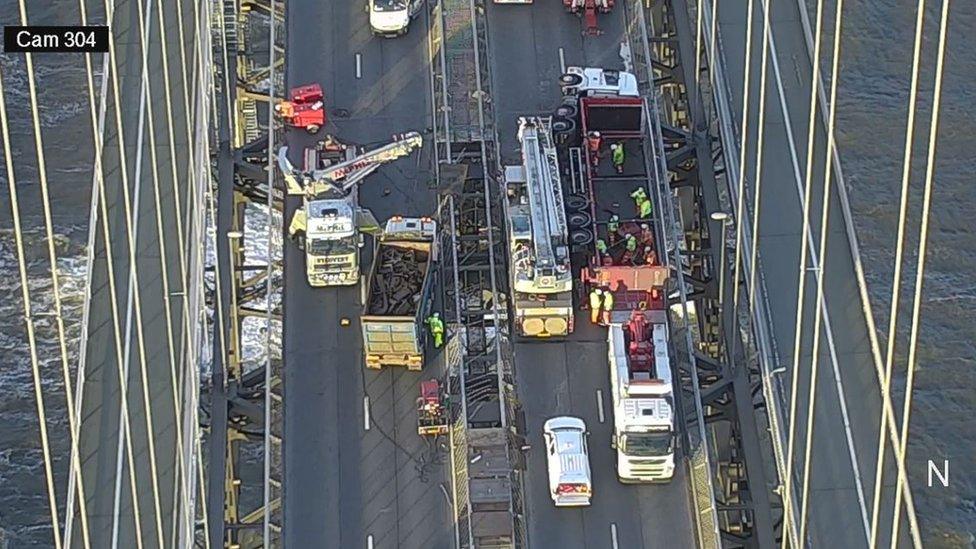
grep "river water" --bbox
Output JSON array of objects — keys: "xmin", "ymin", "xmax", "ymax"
[{"xmin": 0, "ymin": 0, "xmax": 972, "ymax": 547}]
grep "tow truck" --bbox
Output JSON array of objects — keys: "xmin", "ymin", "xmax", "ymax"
[
  {"xmin": 276, "ymin": 83, "xmax": 326, "ymax": 134},
  {"xmin": 608, "ymin": 311, "xmax": 676, "ymax": 482},
  {"xmin": 503, "ymin": 117, "xmax": 575, "ymax": 337},
  {"xmin": 277, "ymin": 132, "xmax": 423, "ymax": 286},
  {"xmin": 417, "ymin": 379, "xmax": 449, "ymax": 436}
]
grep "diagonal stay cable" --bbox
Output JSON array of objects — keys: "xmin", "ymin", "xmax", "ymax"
[
  {"xmin": 869, "ymin": 0, "xmax": 928, "ymax": 544},
  {"xmin": 0, "ymin": 64, "xmax": 63, "ymax": 549},
  {"xmin": 780, "ymin": 0, "xmax": 826, "ymax": 541},
  {"xmin": 746, "ymin": 0, "xmax": 771, "ymax": 314},
  {"xmin": 891, "ymin": 1, "xmax": 952, "ymax": 546},
  {"xmin": 14, "ymin": 2, "xmax": 93, "ymax": 547},
  {"xmin": 99, "ymin": 0, "xmax": 166, "ymax": 544},
  {"xmin": 132, "ymin": 0, "xmax": 196, "ymax": 542},
  {"xmin": 797, "ymin": 0, "xmax": 848, "ymax": 541}
]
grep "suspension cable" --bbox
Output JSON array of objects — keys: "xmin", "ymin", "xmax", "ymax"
[
  {"xmin": 694, "ymin": 0, "xmax": 704, "ymax": 93},
  {"xmin": 797, "ymin": 0, "xmax": 846, "ymax": 540},
  {"xmin": 891, "ymin": 1, "xmax": 951, "ymax": 545},
  {"xmin": 868, "ymin": 0, "xmax": 928, "ymax": 544},
  {"xmin": 0, "ymin": 64, "xmax": 63, "ymax": 549},
  {"xmin": 746, "ymin": 0, "xmax": 772, "ymax": 310},
  {"xmin": 13, "ymin": 2, "xmax": 93, "ymax": 547},
  {"xmin": 779, "ymin": 0, "xmax": 826, "ymax": 541}
]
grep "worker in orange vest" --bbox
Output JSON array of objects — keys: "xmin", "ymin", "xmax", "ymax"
[
  {"xmin": 275, "ymin": 100, "xmax": 295, "ymax": 120},
  {"xmin": 601, "ymin": 288, "xmax": 615, "ymax": 324},
  {"xmin": 589, "ymin": 287, "xmax": 603, "ymax": 324},
  {"xmin": 586, "ymin": 131, "xmax": 602, "ymax": 167},
  {"xmin": 639, "ymin": 223, "xmax": 654, "ymax": 248}
]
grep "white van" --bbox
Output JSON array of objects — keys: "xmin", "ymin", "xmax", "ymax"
[
  {"xmin": 368, "ymin": 0, "xmax": 422, "ymax": 37},
  {"xmin": 543, "ymin": 416, "xmax": 593, "ymax": 507}
]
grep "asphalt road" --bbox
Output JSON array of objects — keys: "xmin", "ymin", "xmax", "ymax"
[
  {"xmin": 711, "ymin": 0, "xmax": 914, "ymax": 545},
  {"xmin": 71, "ymin": 0, "xmax": 201, "ymax": 546},
  {"xmin": 282, "ymin": 1, "xmax": 453, "ymax": 548},
  {"xmin": 486, "ymin": 2, "xmax": 696, "ymax": 547}
]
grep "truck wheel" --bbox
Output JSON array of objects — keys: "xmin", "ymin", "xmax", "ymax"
[
  {"xmin": 565, "ymin": 193, "xmax": 589, "ymax": 211},
  {"xmin": 559, "ymin": 73, "xmax": 584, "ymax": 87},
  {"xmin": 551, "ymin": 118, "xmax": 575, "ymax": 134},
  {"xmin": 555, "ymin": 104, "xmax": 578, "ymax": 119},
  {"xmin": 570, "ymin": 229, "xmax": 593, "ymax": 247},
  {"xmin": 568, "ymin": 210, "xmax": 591, "ymax": 230},
  {"xmin": 306, "ymin": 124, "xmax": 321, "ymax": 134}
]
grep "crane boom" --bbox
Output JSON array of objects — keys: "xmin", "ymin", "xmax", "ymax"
[
  {"xmin": 278, "ymin": 131, "xmax": 423, "ymax": 197},
  {"xmin": 507, "ymin": 117, "xmax": 572, "ymax": 295}
]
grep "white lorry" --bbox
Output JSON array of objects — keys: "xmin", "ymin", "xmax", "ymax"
[
  {"xmin": 278, "ymin": 132, "xmax": 423, "ymax": 287},
  {"xmin": 608, "ymin": 310, "xmax": 676, "ymax": 482}
]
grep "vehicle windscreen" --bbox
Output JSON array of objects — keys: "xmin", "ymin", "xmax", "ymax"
[
  {"xmin": 621, "ymin": 432, "xmax": 672, "ymax": 457},
  {"xmin": 308, "ymin": 237, "xmax": 356, "ymax": 256},
  {"xmin": 372, "ymin": 0, "xmax": 406, "ymax": 12}
]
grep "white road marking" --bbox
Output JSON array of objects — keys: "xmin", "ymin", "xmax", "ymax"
[
  {"xmin": 364, "ymin": 396, "xmax": 371, "ymax": 431},
  {"xmin": 596, "ymin": 390, "xmax": 605, "ymax": 423},
  {"xmin": 367, "ymin": 534, "xmax": 374, "ymax": 549},
  {"xmin": 356, "ymin": 53, "xmax": 362, "ymax": 79},
  {"xmin": 360, "ymin": 274, "xmax": 367, "ymax": 305},
  {"xmin": 610, "ymin": 523, "xmax": 619, "ymax": 549},
  {"xmin": 558, "ymin": 47, "xmax": 566, "ymax": 74}
]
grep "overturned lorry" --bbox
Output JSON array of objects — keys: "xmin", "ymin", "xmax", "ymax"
[{"xmin": 361, "ymin": 217, "xmax": 438, "ymax": 370}]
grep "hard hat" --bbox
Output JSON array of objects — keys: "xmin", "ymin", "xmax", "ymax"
[
  {"xmin": 645, "ymin": 246, "xmax": 652, "ymax": 252},
  {"xmin": 641, "ymin": 224, "xmax": 649, "ymax": 230},
  {"xmin": 432, "ymin": 312, "xmax": 440, "ymax": 318},
  {"xmin": 594, "ymin": 288, "xmax": 602, "ymax": 295},
  {"xmin": 610, "ymin": 214, "xmax": 619, "ymax": 221},
  {"xmin": 590, "ymin": 131, "xmax": 601, "ymax": 138}
]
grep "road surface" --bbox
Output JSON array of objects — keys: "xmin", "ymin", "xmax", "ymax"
[
  {"xmin": 486, "ymin": 2, "xmax": 696, "ymax": 547},
  {"xmin": 282, "ymin": 1, "xmax": 453, "ymax": 548}
]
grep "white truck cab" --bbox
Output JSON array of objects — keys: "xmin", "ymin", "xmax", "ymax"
[
  {"xmin": 369, "ymin": 0, "xmax": 421, "ymax": 37},
  {"xmin": 543, "ymin": 416, "xmax": 593, "ymax": 507},
  {"xmin": 559, "ymin": 66, "xmax": 640, "ymax": 98}
]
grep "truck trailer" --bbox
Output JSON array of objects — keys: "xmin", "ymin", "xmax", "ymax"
[{"xmin": 361, "ymin": 217, "xmax": 437, "ymax": 370}]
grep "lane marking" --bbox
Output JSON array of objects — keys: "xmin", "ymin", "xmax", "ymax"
[
  {"xmin": 610, "ymin": 523, "xmax": 619, "ymax": 549},
  {"xmin": 596, "ymin": 390, "xmax": 605, "ymax": 424},
  {"xmin": 360, "ymin": 274, "xmax": 367, "ymax": 305},
  {"xmin": 363, "ymin": 396, "xmax": 371, "ymax": 431},
  {"xmin": 356, "ymin": 53, "xmax": 362, "ymax": 79},
  {"xmin": 367, "ymin": 534, "xmax": 374, "ymax": 549},
  {"xmin": 558, "ymin": 47, "xmax": 566, "ymax": 74}
]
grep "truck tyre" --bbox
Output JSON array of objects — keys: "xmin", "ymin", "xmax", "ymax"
[
  {"xmin": 570, "ymin": 228, "xmax": 593, "ymax": 247},
  {"xmin": 559, "ymin": 73, "xmax": 584, "ymax": 87},
  {"xmin": 568, "ymin": 210, "xmax": 591, "ymax": 230},
  {"xmin": 551, "ymin": 118, "xmax": 575, "ymax": 134},
  {"xmin": 565, "ymin": 193, "xmax": 589, "ymax": 211},
  {"xmin": 555, "ymin": 104, "xmax": 578, "ymax": 119},
  {"xmin": 306, "ymin": 123, "xmax": 321, "ymax": 134}
]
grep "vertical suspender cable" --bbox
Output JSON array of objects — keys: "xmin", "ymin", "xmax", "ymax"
[
  {"xmin": 891, "ymin": 1, "xmax": 951, "ymax": 546},
  {"xmin": 0, "ymin": 65, "xmax": 64, "ymax": 549},
  {"xmin": 731, "ymin": 0, "xmax": 756, "ymax": 314},
  {"xmin": 868, "ymin": 0, "xmax": 928, "ymax": 545},
  {"xmin": 797, "ymin": 0, "xmax": 847, "ymax": 541},
  {"xmin": 780, "ymin": 0, "xmax": 826, "ymax": 542}
]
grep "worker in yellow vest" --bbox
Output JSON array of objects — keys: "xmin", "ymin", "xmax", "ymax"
[
  {"xmin": 589, "ymin": 287, "xmax": 603, "ymax": 324},
  {"xmin": 601, "ymin": 288, "xmax": 615, "ymax": 324}
]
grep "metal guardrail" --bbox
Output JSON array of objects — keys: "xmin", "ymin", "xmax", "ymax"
[{"xmin": 622, "ymin": 2, "xmax": 722, "ymax": 547}]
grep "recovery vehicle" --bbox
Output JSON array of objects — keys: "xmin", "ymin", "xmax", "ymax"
[
  {"xmin": 362, "ymin": 216, "xmax": 437, "ymax": 370},
  {"xmin": 608, "ymin": 311, "xmax": 676, "ymax": 482},
  {"xmin": 278, "ymin": 132, "xmax": 423, "ymax": 287},
  {"xmin": 503, "ymin": 117, "xmax": 575, "ymax": 337},
  {"xmin": 563, "ymin": 0, "xmax": 614, "ymax": 36}
]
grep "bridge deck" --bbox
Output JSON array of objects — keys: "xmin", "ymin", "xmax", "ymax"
[
  {"xmin": 282, "ymin": 1, "xmax": 453, "ymax": 547},
  {"xmin": 72, "ymin": 0, "xmax": 205, "ymax": 546}
]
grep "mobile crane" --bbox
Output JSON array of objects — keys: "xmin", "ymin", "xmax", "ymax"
[
  {"xmin": 277, "ymin": 132, "xmax": 423, "ymax": 286},
  {"xmin": 504, "ymin": 117, "xmax": 575, "ymax": 337}
]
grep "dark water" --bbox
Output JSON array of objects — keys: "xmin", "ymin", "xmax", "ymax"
[
  {"xmin": 815, "ymin": 0, "xmax": 975, "ymax": 544},
  {"xmin": 0, "ymin": 0, "xmax": 972, "ymax": 547}
]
